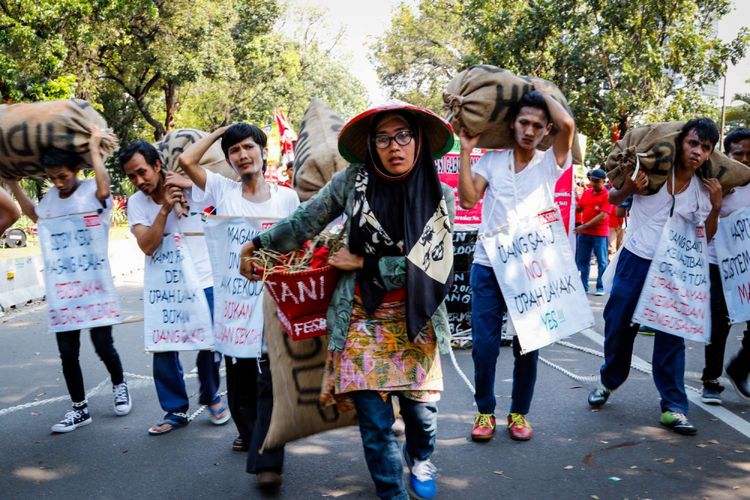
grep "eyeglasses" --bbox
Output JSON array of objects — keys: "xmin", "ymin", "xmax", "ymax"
[{"xmin": 372, "ymin": 130, "xmax": 414, "ymax": 149}]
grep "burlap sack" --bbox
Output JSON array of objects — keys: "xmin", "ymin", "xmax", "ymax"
[
  {"xmin": 0, "ymin": 99, "xmax": 116, "ymax": 178},
  {"xmin": 262, "ymin": 293, "xmax": 357, "ymax": 450},
  {"xmin": 293, "ymin": 98, "xmax": 349, "ymax": 201},
  {"xmin": 443, "ymin": 65, "xmax": 583, "ymax": 162},
  {"xmin": 605, "ymin": 122, "xmax": 750, "ymax": 194},
  {"xmin": 155, "ymin": 128, "xmax": 238, "ymax": 180}
]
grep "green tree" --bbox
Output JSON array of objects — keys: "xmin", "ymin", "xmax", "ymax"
[
  {"xmin": 374, "ymin": 0, "xmax": 749, "ymax": 164},
  {"xmin": 371, "ymin": 0, "xmax": 469, "ymax": 111},
  {"xmin": 466, "ymin": 0, "xmax": 749, "ymax": 161},
  {"xmin": 725, "ymin": 91, "xmax": 750, "ymax": 128},
  {"xmin": 177, "ymin": 5, "xmax": 368, "ymax": 131},
  {"xmin": 0, "ymin": 0, "xmax": 86, "ymax": 101}
]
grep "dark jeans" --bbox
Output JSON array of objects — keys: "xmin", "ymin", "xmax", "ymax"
[
  {"xmin": 576, "ymin": 233, "xmax": 609, "ymax": 292},
  {"xmin": 225, "ymin": 355, "xmax": 285, "ymax": 474},
  {"xmin": 470, "ymin": 263, "xmax": 538, "ymax": 415},
  {"xmin": 153, "ymin": 351, "xmax": 221, "ymax": 414},
  {"xmin": 56, "ymin": 325, "xmax": 124, "ymax": 403},
  {"xmin": 703, "ymin": 264, "xmax": 750, "ymax": 382},
  {"xmin": 153, "ymin": 287, "xmax": 220, "ymax": 415},
  {"xmin": 601, "ymin": 248, "xmax": 688, "ymax": 413},
  {"xmin": 352, "ymin": 391, "xmax": 437, "ymax": 500}
]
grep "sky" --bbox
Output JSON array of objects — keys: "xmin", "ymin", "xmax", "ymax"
[{"xmin": 288, "ymin": 0, "xmax": 749, "ymax": 106}]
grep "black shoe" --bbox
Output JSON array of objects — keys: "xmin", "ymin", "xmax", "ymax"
[
  {"xmin": 256, "ymin": 471, "xmax": 282, "ymax": 490},
  {"xmin": 588, "ymin": 386, "xmax": 611, "ymax": 407},
  {"xmin": 726, "ymin": 363, "xmax": 750, "ymax": 401},
  {"xmin": 700, "ymin": 380, "xmax": 724, "ymax": 405},
  {"xmin": 660, "ymin": 411, "xmax": 697, "ymax": 435},
  {"xmin": 51, "ymin": 406, "xmax": 92, "ymax": 433}
]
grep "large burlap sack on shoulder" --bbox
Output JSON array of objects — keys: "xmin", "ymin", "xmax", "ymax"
[
  {"xmin": 155, "ymin": 128, "xmax": 238, "ymax": 180},
  {"xmin": 0, "ymin": 99, "xmax": 117, "ymax": 178},
  {"xmin": 605, "ymin": 122, "xmax": 750, "ymax": 194},
  {"xmin": 262, "ymin": 293, "xmax": 357, "ymax": 450},
  {"xmin": 293, "ymin": 98, "xmax": 349, "ymax": 201},
  {"xmin": 443, "ymin": 65, "xmax": 583, "ymax": 163}
]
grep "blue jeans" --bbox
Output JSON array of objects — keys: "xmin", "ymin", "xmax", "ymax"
[
  {"xmin": 470, "ymin": 263, "xmax": 538, "ymax": 415},
  {"xmin": 576, "ymin": 233, "xmax": 608, "ymax": 292},
  {"xmin": 601, "ymin": 249, "xmax": 688, "ymax": 414},
  {"xmin": 153, "ymin": 287, "xmax": 221, "ymax": 416},
  {"xmin": 352, "ymin": 391, "xmax": 437, "ymax": 500}
]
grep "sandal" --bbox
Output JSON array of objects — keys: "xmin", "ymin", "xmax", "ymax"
[
  {"xmin": 232, "ymin": 435, "xmax": 249, "ymax": 452},
  {"xmin": 209, "ymin": 402, "xmax": 231, "ymax": 426},
  {"xmin": 148, "ymin": 414, "xmax": 188, "ymax": 436}
]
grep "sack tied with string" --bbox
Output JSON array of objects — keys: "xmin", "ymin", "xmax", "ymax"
[
  {"xmin": 155, "ymin": 128, "xmax": 238, "ymax": 181},
  {"xmin": 605, "ymin": 122, "xmax": 750, "ymax": 195},
  {"xmin": 442, "ymin": 64, "xmax": 583, "ymax": 163},
  {"xmin": 292, "ymin": 98, "xmax": 349, "ymax": 201},
  {"xmin": 0, "ymin": 99, "xmax": 117, "ymax": 178}
]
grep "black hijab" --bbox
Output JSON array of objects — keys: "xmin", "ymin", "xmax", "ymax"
[{"xmin": 348, "ymin": 110, "xmax": 453, "ymax": 341}]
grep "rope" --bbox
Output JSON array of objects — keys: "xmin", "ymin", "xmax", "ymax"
[
  {"xmin": 448, "ymin": 346, "xmax": 475, "ymax": 394},
  {"xmin": 0, "ymin": 369, "xmax": 226, "ymax": 418},
  {"xmin": 448, "ymin": 334, "xmax": 708, "ymax": 396}
]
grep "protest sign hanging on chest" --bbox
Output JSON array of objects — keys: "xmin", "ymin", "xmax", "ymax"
[
  {"xmin": 38, "ymin": 211, "xmax": 121, "ymax": 332},
  {"xmin": 143, "ymin": 234, "xmax": 214, "ymax": 351},
  {"xmin": 633, "ymin": 215, "xmax": 711, "ymax": 342},
  {"xmin": 715, "ymin": 207, "xmax": 750, "ymax": 324},
  {"xmin": 481, "ymin": 207, "xmax": 594, "ymax": 353},
  {"xmin": 204, "ymin": 216, "xmax": 276, "ymax": 358}
]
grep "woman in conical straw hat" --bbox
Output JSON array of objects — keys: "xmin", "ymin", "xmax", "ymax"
[{"xmin": 241, "ymin": 100, "xmax": 455, "ymax": 499}]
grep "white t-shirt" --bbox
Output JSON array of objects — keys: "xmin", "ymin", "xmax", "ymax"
[
  {"xmin": 472, "ymin": 148, "xmax": 570, "ymax": 266},
  {"xmin": 127, "ymin": 188, "xmax": 214, "ymax": 288},
  {"xmin": 37, "ymin": 178, "xmax": 112, "ymax": 222},
  {"xmin": 708, "ymin": 182, "xmax": 750, "ymax": 265},
  {"xmin": 198, "ymin": 170, "xmax": 300, "ymax": 219},
  {"xmin": 624, "ymin": 176, "xmax": 712, "ymax": 260}
]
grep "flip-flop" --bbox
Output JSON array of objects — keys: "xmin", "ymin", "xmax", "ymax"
[
  {"xmin": 148, "ymin": 416, "xmax": 188, "ymax": 436},
  {"xmin": 209, "ymin": 403, "xmax": 231, "ymax": 426}
]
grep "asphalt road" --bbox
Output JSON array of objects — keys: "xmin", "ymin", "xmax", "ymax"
[{"xmin": 1, "ymin": 277, "xmax": 748, "ymax": 500}]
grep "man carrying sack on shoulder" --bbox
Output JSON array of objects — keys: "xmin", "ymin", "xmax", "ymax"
[
  {"xmin": 588, "ymin": 118, "xmax": 724, "ymax": 435},
  {"xmin": 120, "ymin": 140, "xmax": 229, "ymax": 436},
  {"xmin": 457, "ymin": 81, "xmax": 575, "ymax": 443}
]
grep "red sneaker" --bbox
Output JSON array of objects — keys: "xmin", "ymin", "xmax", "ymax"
[
  {"xmin": 507, "ymin": 413, "xmax": 533, "ymax": 441},
  {"xmin": 471, "ymin": 413, "xmax": 496, "ymax": 442}
]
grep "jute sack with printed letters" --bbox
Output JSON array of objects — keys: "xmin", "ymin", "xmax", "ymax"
[
  {"xmin": 262, "ymin": 293, "xmax": 356, "ymax": 450},
  {"xmin": 0, "ymin": 99, "xmax": 117, "ymax": 178},
  {"xmin": 155, "ymin": 128, "xmax": 238, "ymax": 180},
  {"xmin": 605, "ymin": 122, "xmax": 750, "ymax": 195},
  {"xmin": 293, "ymin": 98, "xmax": 349, "ymax": 201},
  {"xmin": 442, "ymin": 65, "xmax": 583, "ymax": 163}
]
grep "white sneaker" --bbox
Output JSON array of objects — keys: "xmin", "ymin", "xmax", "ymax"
[
  {"xmin": 51, "ymin": 407, "xmax": 92, "ymax": 433},
  {"xmin": 113, "ymin": 382, "xmax": 132, "ymax": 416}
]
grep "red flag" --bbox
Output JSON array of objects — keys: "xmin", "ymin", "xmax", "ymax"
[{"xmin": 554, "ymin": 166, "xmax": 576, "ymax": 250}]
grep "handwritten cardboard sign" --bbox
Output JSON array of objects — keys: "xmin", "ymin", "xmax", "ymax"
[
  {"xmin": 143, "ymin": 234, "xmax": 213, "ymax": 351},
  {"xmin": 38, "ymin": 212, "xmax": 121, "ymax": 332},
  {"xmin": 204, "ymin": 217, "xmax": 266, "ymax": 358},
  {"xmin": 481, "ymin": 207, "xmax": 594, "ymax": 352},
  {"xmin": 714, "ymin": 207, "xmax": 750, "ymax": 324},
  {"xmin": 633, "ymin": 216, "xmax": 711, "ymax": 342}
]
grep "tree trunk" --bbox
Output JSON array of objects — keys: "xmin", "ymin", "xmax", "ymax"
[
  {"xmin": 618, "ymin": 111, "xmax": 630, "ymax": 139},
  {"xmin": 164, "ymin": 81, "xmax": 177, "ymax": 134}
]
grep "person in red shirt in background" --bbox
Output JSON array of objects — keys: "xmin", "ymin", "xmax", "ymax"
[
  {"xmin": 608, "ymin": 200, "xmax": 624, "ymax": 259},
  {"xmin": 574, "ymin": 181, "xmax": 585, "ymax": 228},
  {"xmin": 575, "ymin": 169, "xmax": 610, "ymax": 295},
  {"xmin": 278, "ymin": 161, "xmax": 294, "ymax": 188}
]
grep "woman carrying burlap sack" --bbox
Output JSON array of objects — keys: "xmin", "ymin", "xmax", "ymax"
[{"xmin": 240, "ymin": 101, "xmax": 455, "ymax": 500}]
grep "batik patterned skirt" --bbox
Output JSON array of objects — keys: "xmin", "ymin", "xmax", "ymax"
[{"xmin": 320, "ymin": 293, "xmax": 443, "ymax": 412}]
